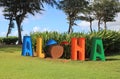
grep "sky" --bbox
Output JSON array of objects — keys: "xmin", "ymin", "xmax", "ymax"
[{"xmin": 0, "ymin": 5, "xmax": 120, "ymax": 37}]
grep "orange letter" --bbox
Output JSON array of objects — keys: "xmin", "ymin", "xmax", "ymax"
[{"xmin": 71, "ymin": 38, "xmax": 85, "ymax": 61}]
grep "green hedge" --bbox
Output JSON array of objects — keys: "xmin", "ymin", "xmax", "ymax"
[
  {"xmin": 2, "ymin": 36, "xmax": 18, "ymax": 45},
  {"xmin": 0, "ymin": 37, "xmax": 3, "ymax": 44},
  {"xmin": 30, "ymin": 30, "xmax": 120, "ymax": 58}
]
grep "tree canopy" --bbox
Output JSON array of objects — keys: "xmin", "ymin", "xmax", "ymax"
[
  {"xmin": 58, "ymin": 0, "xmax": 89, "ymax": 34},
  {"xmin": 92, "ymin": 0, "xmax": 120, "ymax": 31},
  {"xmin": 0, "ymin": 0, "xmax": 57, "ymax": 44}
]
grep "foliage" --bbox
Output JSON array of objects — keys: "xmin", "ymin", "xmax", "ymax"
[
  {"xmin": 87, "ymin": 30, "xmax": 120, "ymax": 56},
  {"xmin": 30, "ymin": 30, "xmax": 120, "ymax": 58},
  {"xmin": 92, "ymin": 0, "xmax": 120, "ymax": 31},
  {"xmin": 78, "ymin": 4, "xmax": 95, "ymax": 32},
  {"xmin": 0, "ymin": 37, "xmax": 3, "ymax": 44},
  {"xmin": 2, "ymin": 36, "xmax": 18, "ymax": 45},
  {"xmin": 58, "ymin": 0, "xmax": 89, "ymax": 33},
  {"xmin": 0, "ymin": 0, "xmax": 57, "ymax": 44}
]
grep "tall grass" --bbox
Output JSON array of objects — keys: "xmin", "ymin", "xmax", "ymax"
[{"xmin": 30, "ymin": 30, "xmax": 120, "ymax": 58}]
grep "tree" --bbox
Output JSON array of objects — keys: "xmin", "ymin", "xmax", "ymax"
[
  {"xmin": 92, "ymin": 0, "xmax": 104, "ymax": 31},
  {"xmin": 58, "ymin": 0, "xmax": 88, "ymax": 34},
  {"xmin": 0, "ymin": 0, "xmax": 15, "ymax": 37},
  {"xmin": 78, "ymin": 4, "xmax": 95, "ymax": 32},
  {"xmin": 6, "ymin": 17, "xmax": 14, "ymax": 37},
  {"xmin": 101, "ymin": 0, "xmax": 120, "ymax": 30},
  {"xmin": 92, "ymin": 0, "xmax": 120, "ymax": 31},
  {"xmin": 0, "ymin": 0, "xmax": 57, "ymax": 44}
]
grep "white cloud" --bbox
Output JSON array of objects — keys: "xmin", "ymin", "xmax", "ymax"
[
  {"xmin": 107, "ymin": 13, "xmax": 120, "ymax": 31},
  {"xmin": 78, "ymin": 20, "xmax": 98, "ymax": 32},
  {"xmin": 32, "ymin": 26, "xmax": 40, "ymax": 32},
  {"xmin": 23, "ymin": 13, "xmax": 44, "ymax": 24},
  {"xmin": 32, "ymin": 26, "xmax": 51, "ymax": 33},
  {"xmin": 77, "ymin": 21, "xmax": 90, "ymax": 32},
  {"xmin": 0, "ymin": 7, "xmax": 6, "ymax": 22},
  {"xmin": 0, "ymin": 7, "xmax": 3, "ymax": 16},
  {"xmin": 78, "ymin": 13, "xmax": 120, "ymax": 32}
]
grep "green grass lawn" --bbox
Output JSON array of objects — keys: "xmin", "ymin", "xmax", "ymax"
[{"xmin": 0, "ymin": 46, "xmax": 120, "ymax": 79}]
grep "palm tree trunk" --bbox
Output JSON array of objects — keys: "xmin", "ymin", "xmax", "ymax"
[
  {"xmin": 90, "ymin": 21, "xmax": 93, "ymax": 32},
  {"xmin": 6, "ymin": 18, "xmax": 12, "ymax": 37},
  {"xmin": 16, "ymin": 17, "xmax": 22, "ymax": 44},
  {"xmin": 68, "ymin": 24, "xmax": 72, "ymax": 34},
  {"xmin": 68, "ymin": 17, "xmax": 72, "ymax": 34},
  {"xmin": 6, "ymin": 23, "xmax": 11, "ymax": 37},
  {"xmin": 104, "ymin": 21, "xmax": 107, "ymax": 30},
  {"xmin": 98, "ymin": 18, "xmax": 101, "ymax": 31}
]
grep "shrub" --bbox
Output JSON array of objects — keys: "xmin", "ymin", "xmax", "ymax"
[
  {"xmin": 0, "ymin": 37, "xmax": 3, "ymax": 45},
  {"xmin": 2, "ymin": 36, "xmax": 18, "ymax": 45},
  {"xmin": 30, "ymin": 30, "xmax": 120, "ymax": 58}
]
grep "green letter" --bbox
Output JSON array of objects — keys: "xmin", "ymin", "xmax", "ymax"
[{"xmin": 90, "ymin": 37, "xmax": 105, "ymax": 61}]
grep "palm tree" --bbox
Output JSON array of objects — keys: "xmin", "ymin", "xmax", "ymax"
[
  {"xmin": 92, "ymin": 0, "xmax": 104, "ymax": 31},
  {"xmin": 0, "ymin": 0, "xmax": 15, "ymax": 37},
  {"xmin": 0, "ymin": 0, "xmax": 57, "ymax": 44},
  {"xmin": 101, "ymin": 0, "xmax": 120, "ymax": 30},
  {"xmin": 78, "ymin": 5, "xmax": 95, "ymax": 32},
  {"xmin": 6, "ymin": 17, "xmax": 14, "ymax": 37},
  {"xmin": 92, "ymin": 0, "xmax": 120, "ymax": 31},
  {"xmin": 58, "ymin": 0, "xmax": 88, "ymax": 34}
]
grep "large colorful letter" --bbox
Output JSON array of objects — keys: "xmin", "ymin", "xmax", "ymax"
[
  {"xmin": 90, "ymin": 38, "xmax": 105, "ymax": 61},
  {"xmin": 22, "ymin": 36, "xmax": 33, "ymax": 56},
  {"xmin": 71, "ymin": 38, "xmax": 85, "ymax": 61},
  {"xmin": 36, "ymin": 37, "xmax": 45, "ymax": 58}
]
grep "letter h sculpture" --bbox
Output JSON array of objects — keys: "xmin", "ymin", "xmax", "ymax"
[{"xmin": 71, "ymin": 38, "xmax": 85, "ymax": 61}]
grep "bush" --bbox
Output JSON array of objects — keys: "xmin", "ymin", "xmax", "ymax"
[
  {"xmin": 83, "ymin": 30, "xmax": 120, "ymax": 56},
  {"xmin": 0, "ymin": 37, "xmax": 3, "ymax": 45},
  {"xmin": 2, "ymin": 36, "xmax": 18, "ymax": 45},
  {"xmin": 30, "ymin": 30, "xmax": 120, "ymax": 58}
]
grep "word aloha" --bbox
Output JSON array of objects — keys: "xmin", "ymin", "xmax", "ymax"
[{"xmin": 22, "ymin": 36, "xmax": 105, "ymax": 61}]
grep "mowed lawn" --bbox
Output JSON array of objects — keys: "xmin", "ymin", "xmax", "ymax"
[{"xmin": 0, "ymin": 46, "xmax": 120, "ymax": 79}]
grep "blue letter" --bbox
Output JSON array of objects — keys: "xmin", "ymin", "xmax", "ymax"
[{"xmin": 22, "ymin": 36, "xmax": 33, "ymax": 56}]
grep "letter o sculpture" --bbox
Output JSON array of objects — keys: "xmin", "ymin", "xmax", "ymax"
[{"xmin": 48, "ymin": 44, "xmax": 64, "ymax": 59}]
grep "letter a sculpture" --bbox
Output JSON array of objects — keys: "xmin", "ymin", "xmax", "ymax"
[
  {"xmin": 22, "ymin": 36, "xmax": 33, "ymax": 56},
  {"xmin": 90, "ymin": 37, "xmax": 105, "ymax": 61}
]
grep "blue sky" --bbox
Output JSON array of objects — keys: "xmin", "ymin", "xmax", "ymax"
[{"xmin": 0, "ymin": 5, "xmax": 120, "ymax": 37}]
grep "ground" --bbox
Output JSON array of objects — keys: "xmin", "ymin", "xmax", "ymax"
[{"xmin": 0, "ymin": 45, "xmax": 120, "ymax": 79}]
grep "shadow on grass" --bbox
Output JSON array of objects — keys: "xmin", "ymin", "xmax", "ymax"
[
  {"xmin": 106, "ymin": 58, "xmax": 120, "ymax": 61},
  {"xmin": 0, "ymin": 50, "xmax": 16, "ymax": 53},
  {"xmin": 0, "ymin": 45, "xmax": 22, "ymax": 53},
  {"xmin": 85, "ymin": 58, "xmax": 120, "ymax": 61},
  {"xmin": 105, "ymin": 52, "xmax": 120, "ymax": 56}
]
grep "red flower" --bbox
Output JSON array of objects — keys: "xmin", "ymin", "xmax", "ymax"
[{"xmin": 60, "ymin": 41, "xmax": 69, "ymax": 45}]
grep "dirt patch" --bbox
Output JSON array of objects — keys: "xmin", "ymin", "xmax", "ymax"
[{"xmin": 44, "ymin": 57, "xmax": 71, "ymax": 63}]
